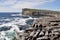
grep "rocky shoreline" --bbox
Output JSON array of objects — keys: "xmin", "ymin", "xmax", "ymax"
[
  {"xmin": 13, "ymin": 17, "xmax": 60, "ymax": 40},
  {"xmin": 13, "ymin": 9, "xmax": 60, "ymax": 40}
]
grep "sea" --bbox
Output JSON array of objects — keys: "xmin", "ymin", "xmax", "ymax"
[{"xmin": 0, "ymin": 12, "xmax": 36, "ymax": 40}]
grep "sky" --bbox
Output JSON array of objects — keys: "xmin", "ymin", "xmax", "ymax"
[{"xmin": 0, "ymin": 0, "xmax": 60, "ymax": 12}]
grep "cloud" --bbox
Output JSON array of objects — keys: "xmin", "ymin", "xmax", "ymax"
[
  {"xmin": 0, "ymin": 0, "xmax": 55, "ymax": 12},
  {"xmin": 11, "ymin": 0, "xmax": 55, "ymax": 9},
  {"xmin": 0, "ymin": 0, "xmax": 17, "ymax": 6}
]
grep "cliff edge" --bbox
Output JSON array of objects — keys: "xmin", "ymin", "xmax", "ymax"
[{"xmin": 22, "ymin": 8, "xmax": 60, "ymax": 17}]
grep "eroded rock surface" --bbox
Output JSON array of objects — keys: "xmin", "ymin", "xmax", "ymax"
[{"xmin": 13, "ymin": 17, "xmax": 60, "ymax": 40}]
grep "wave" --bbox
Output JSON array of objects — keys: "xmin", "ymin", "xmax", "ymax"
[{"xmin": 0, "ymin": 13, "xmax": 37, "ymax": 40}]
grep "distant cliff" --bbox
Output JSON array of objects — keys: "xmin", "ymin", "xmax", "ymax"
[{"xmin": 22, "ymin": 8, "xmax": 60, "ymax": 17}]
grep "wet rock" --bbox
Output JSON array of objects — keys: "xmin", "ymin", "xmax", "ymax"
[{"xmin": 14, "ymin": 17, "xmax": 60, "ymax": 40}]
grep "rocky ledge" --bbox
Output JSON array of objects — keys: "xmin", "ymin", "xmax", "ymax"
[
  {"xmin": 13, "ymin": 17, "xmax": 60, "ymax": 40},
  {"xmin": 24, "ymin": 17, "xmax": 60, "ymax": 40}
]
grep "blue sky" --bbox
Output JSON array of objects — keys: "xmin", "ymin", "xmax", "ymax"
[{"xmin": 0, "ymin": 0, "xmax": 60, "ymax": 12}]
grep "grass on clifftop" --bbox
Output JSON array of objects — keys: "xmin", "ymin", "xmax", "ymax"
[{"xmin": 22, "ymin": 8, "xmax": 60, "ymax": 13}]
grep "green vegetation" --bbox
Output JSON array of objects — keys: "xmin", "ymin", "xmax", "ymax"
[{"xmin": 22, "ymin": 8, "xmax": 60, "ymax": 14}]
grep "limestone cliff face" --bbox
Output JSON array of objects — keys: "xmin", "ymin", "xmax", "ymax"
[{"xmin": 22, "ymin": 8, "xmax": 60, "ymax": 17}]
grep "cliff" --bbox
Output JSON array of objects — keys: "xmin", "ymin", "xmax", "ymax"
[{"xmin": 22, "ymin": 8, "xmax": 60, "ymax": 17}]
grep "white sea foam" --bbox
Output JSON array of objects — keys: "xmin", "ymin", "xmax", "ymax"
[
  {"xmin": 11, "ymin": 13, "xmax": 22, "ymax": 16},
  {"xmin": 0, "ymin": 31, "xmax": 15, "ymax": 40},
  {"xmin": 0, "ymin": 14, "xmax": 37, "ymax": 40}
]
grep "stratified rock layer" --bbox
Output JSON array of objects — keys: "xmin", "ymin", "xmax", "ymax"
[
  {"xmin": 13, "ymin": 17, "xmax": 60, "ymax": 40},
  {"xmin": 22, "ymin": 8, "xmax": 60, "ymax": 17},
  {"xmin": 24, "ymin": 17, "xmax": 60, "ymax": 40}
]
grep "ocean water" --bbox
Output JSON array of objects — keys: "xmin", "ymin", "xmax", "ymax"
[{"xmin": 0, "ymin": 12, "xmax": 36, "ymax": 40}]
